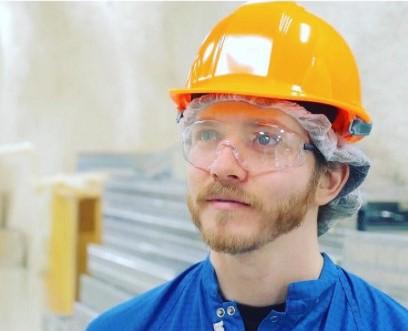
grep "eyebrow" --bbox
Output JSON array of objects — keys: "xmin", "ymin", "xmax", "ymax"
[
  {"xmin": 196, "ymin": 117, "xmax": 308, "ymax": 139},
  {"xmin": 199, "ymin": 116, "xmax": 288, "ymax": 128},
  {"xmin": 249, "ymin": 120, "xmax": 305, "ymax": 137}
]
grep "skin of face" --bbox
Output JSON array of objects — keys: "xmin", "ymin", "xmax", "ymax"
[{"xmin": 186, "ymin": 101, "xmax": 321, "ymax": 255}]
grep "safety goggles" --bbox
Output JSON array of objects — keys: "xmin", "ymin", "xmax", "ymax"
[{"xmin": 182, "ymin": 119, "xmax": 318, "ymax": 176}]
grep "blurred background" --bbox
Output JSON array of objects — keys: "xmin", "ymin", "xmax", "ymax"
[{"xmin": 0, "ymin": 1, "xmax": 407, "ymax": 330}]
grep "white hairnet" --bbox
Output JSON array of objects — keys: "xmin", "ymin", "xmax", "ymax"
[{"xmin": 180, "ymin": 93, "xmax": 370, "ymax": 236}]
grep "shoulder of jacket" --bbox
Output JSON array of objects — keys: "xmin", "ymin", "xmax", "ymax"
[
  {"xmin": 337, "ymin": 266, "xmax": 408, "ymax": 327},
  {"xmin": 86, "ymin": 260, "xmax": 206, "ymax": 331}
]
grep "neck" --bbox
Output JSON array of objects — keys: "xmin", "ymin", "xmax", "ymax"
[{"xmin": 209, "ymin": 218, "xmax": 323, "ymax": 307}]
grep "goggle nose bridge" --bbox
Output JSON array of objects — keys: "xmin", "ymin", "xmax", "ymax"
[{"xmin": 211, "ymin": 139, "xmax": 249, "ymax": 169}]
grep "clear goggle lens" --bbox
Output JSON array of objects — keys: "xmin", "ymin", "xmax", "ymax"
[{"xmin": 182, "ymin": 120, "xmax": 316, "ymax": 175}]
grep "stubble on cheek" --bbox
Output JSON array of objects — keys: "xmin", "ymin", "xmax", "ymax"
[
  {"xmin": 187, "ymin": 166, "xmax": 319, "ymax": 254},
  {"xmin": 186, "ymin": 180, "xmax": 316, "ymax": 255}
]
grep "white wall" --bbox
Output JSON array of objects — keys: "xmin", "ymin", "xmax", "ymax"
[{"xmin": 0, "ymin": 2, "xmax": 407, "ymax": 269}]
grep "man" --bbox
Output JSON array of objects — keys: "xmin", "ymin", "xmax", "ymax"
[{"xmin": 88, "ymin": 2, "xmax": 408, "ymax": 330}]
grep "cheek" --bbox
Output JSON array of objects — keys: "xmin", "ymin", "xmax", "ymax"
[
  {"xmin": 186, "ymin": 165, "xmax": 207, "ymax": 197},
  {"xmin": 255, "ymin": 168, "xmax": 313, "ymax": 200}
]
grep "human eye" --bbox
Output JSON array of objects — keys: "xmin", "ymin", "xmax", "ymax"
[
  {"xmin": 253, "ymin": 131, "xmax": 282, "ymax": 147},
  {"xmin": 192, "ymin": 126, "xmax": 221, "ymax": 144},
  {"xmin": 199, "ymin": 129, "xmax": 219, "ymax": 142}
]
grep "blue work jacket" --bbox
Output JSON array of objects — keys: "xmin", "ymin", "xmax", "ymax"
[{"xmin": 87, "ymin": 253, "xmax": 408, "ymax": 331}]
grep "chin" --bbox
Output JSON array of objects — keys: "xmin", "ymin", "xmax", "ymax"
[
  {"xmin": 198, "ymin": 217, "xmax": 273, "ymax": 254},
  {"xmin": 202, "ymin": 209, "xmax": 260, "ymax": 231},
  {"xmin": 203, "ymin": 231, "xmax": 271, "ymax": 255}
]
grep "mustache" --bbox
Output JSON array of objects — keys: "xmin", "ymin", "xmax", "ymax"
[{"xmin": 195, "ymin": 181, "xmax": 261, "ymax": 208}]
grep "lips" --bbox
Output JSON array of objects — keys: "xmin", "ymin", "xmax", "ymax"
[{"xmin": 206, "ymin": 198, "xmax": 250, "ymax": 207}]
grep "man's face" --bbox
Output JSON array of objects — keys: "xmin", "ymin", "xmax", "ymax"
[{"xmin": 185, "ymin": 101, "xmax": 320, "ymax": 255}]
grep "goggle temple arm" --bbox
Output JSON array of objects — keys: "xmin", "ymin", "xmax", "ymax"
[
  {"xmin": 304, "ymin": 143, "xmax": 325, "ymax": 161},
  {"xmin": 176, "ymin": 111, "xmax": 184, "ymax": 124}
]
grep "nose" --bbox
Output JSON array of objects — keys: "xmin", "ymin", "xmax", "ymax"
[{"xmin": 208, "ymin": 144, "xmax": 248, "ymax": 183}]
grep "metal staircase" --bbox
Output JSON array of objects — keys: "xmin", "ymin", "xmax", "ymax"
[{"xmin": 72, "ymin": 176, "xmax": 207, "ymax": 330}]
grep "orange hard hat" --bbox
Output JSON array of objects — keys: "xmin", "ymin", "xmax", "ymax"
[{"xmin": 169, "ymin": 1, "xmax": 372, "ymax": 142}]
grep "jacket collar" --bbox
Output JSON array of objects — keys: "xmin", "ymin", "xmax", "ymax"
[{"xmin": 201, "ymin": 252, "xmax": 339, "ymax": 316}]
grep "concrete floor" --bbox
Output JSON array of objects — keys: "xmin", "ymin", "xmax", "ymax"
[{"xmin": 0, "ymin": 268, "xmax": 44, "ymax": 331}]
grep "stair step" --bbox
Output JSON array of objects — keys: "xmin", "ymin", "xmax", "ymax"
[
  {"xmin": 104, "ymin": 216, "xmax": 206, "ymax": 250},
  {"xmin": 77, "ymin": 152, "xmax": 173, "ymax": 179},
  {"xmin": 80, "ymin": 274, "xmax": 133, "ymax": 313},
  {"xmin": 87, "ymin": 245, "xmax": 181, "ymax": 293},
  {"xmin": 71, "ymin": 302, "xmax": 98, "ymax": 331},
  {"xmin": 42, "ymin": 313, "xmax": 72, "ymax": 331},
  {"xmin": 103, "ymin": 191, "xmax": 189, "ymax": 218},
  {"xmin": 105, "ymin": 179, "xmax": 186, "ymax": 201},
  {"xmin": 103, "ymin": 232, "xmax": 206, "ymax": 267},
  {"xmin": 103, "ymin": 207, "xmax": 199, "ymax": 238}
]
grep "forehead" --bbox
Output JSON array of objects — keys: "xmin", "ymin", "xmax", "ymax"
[{"xmin": 196, "ymin": 101, "xmax": 308, "ymax": 137}]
